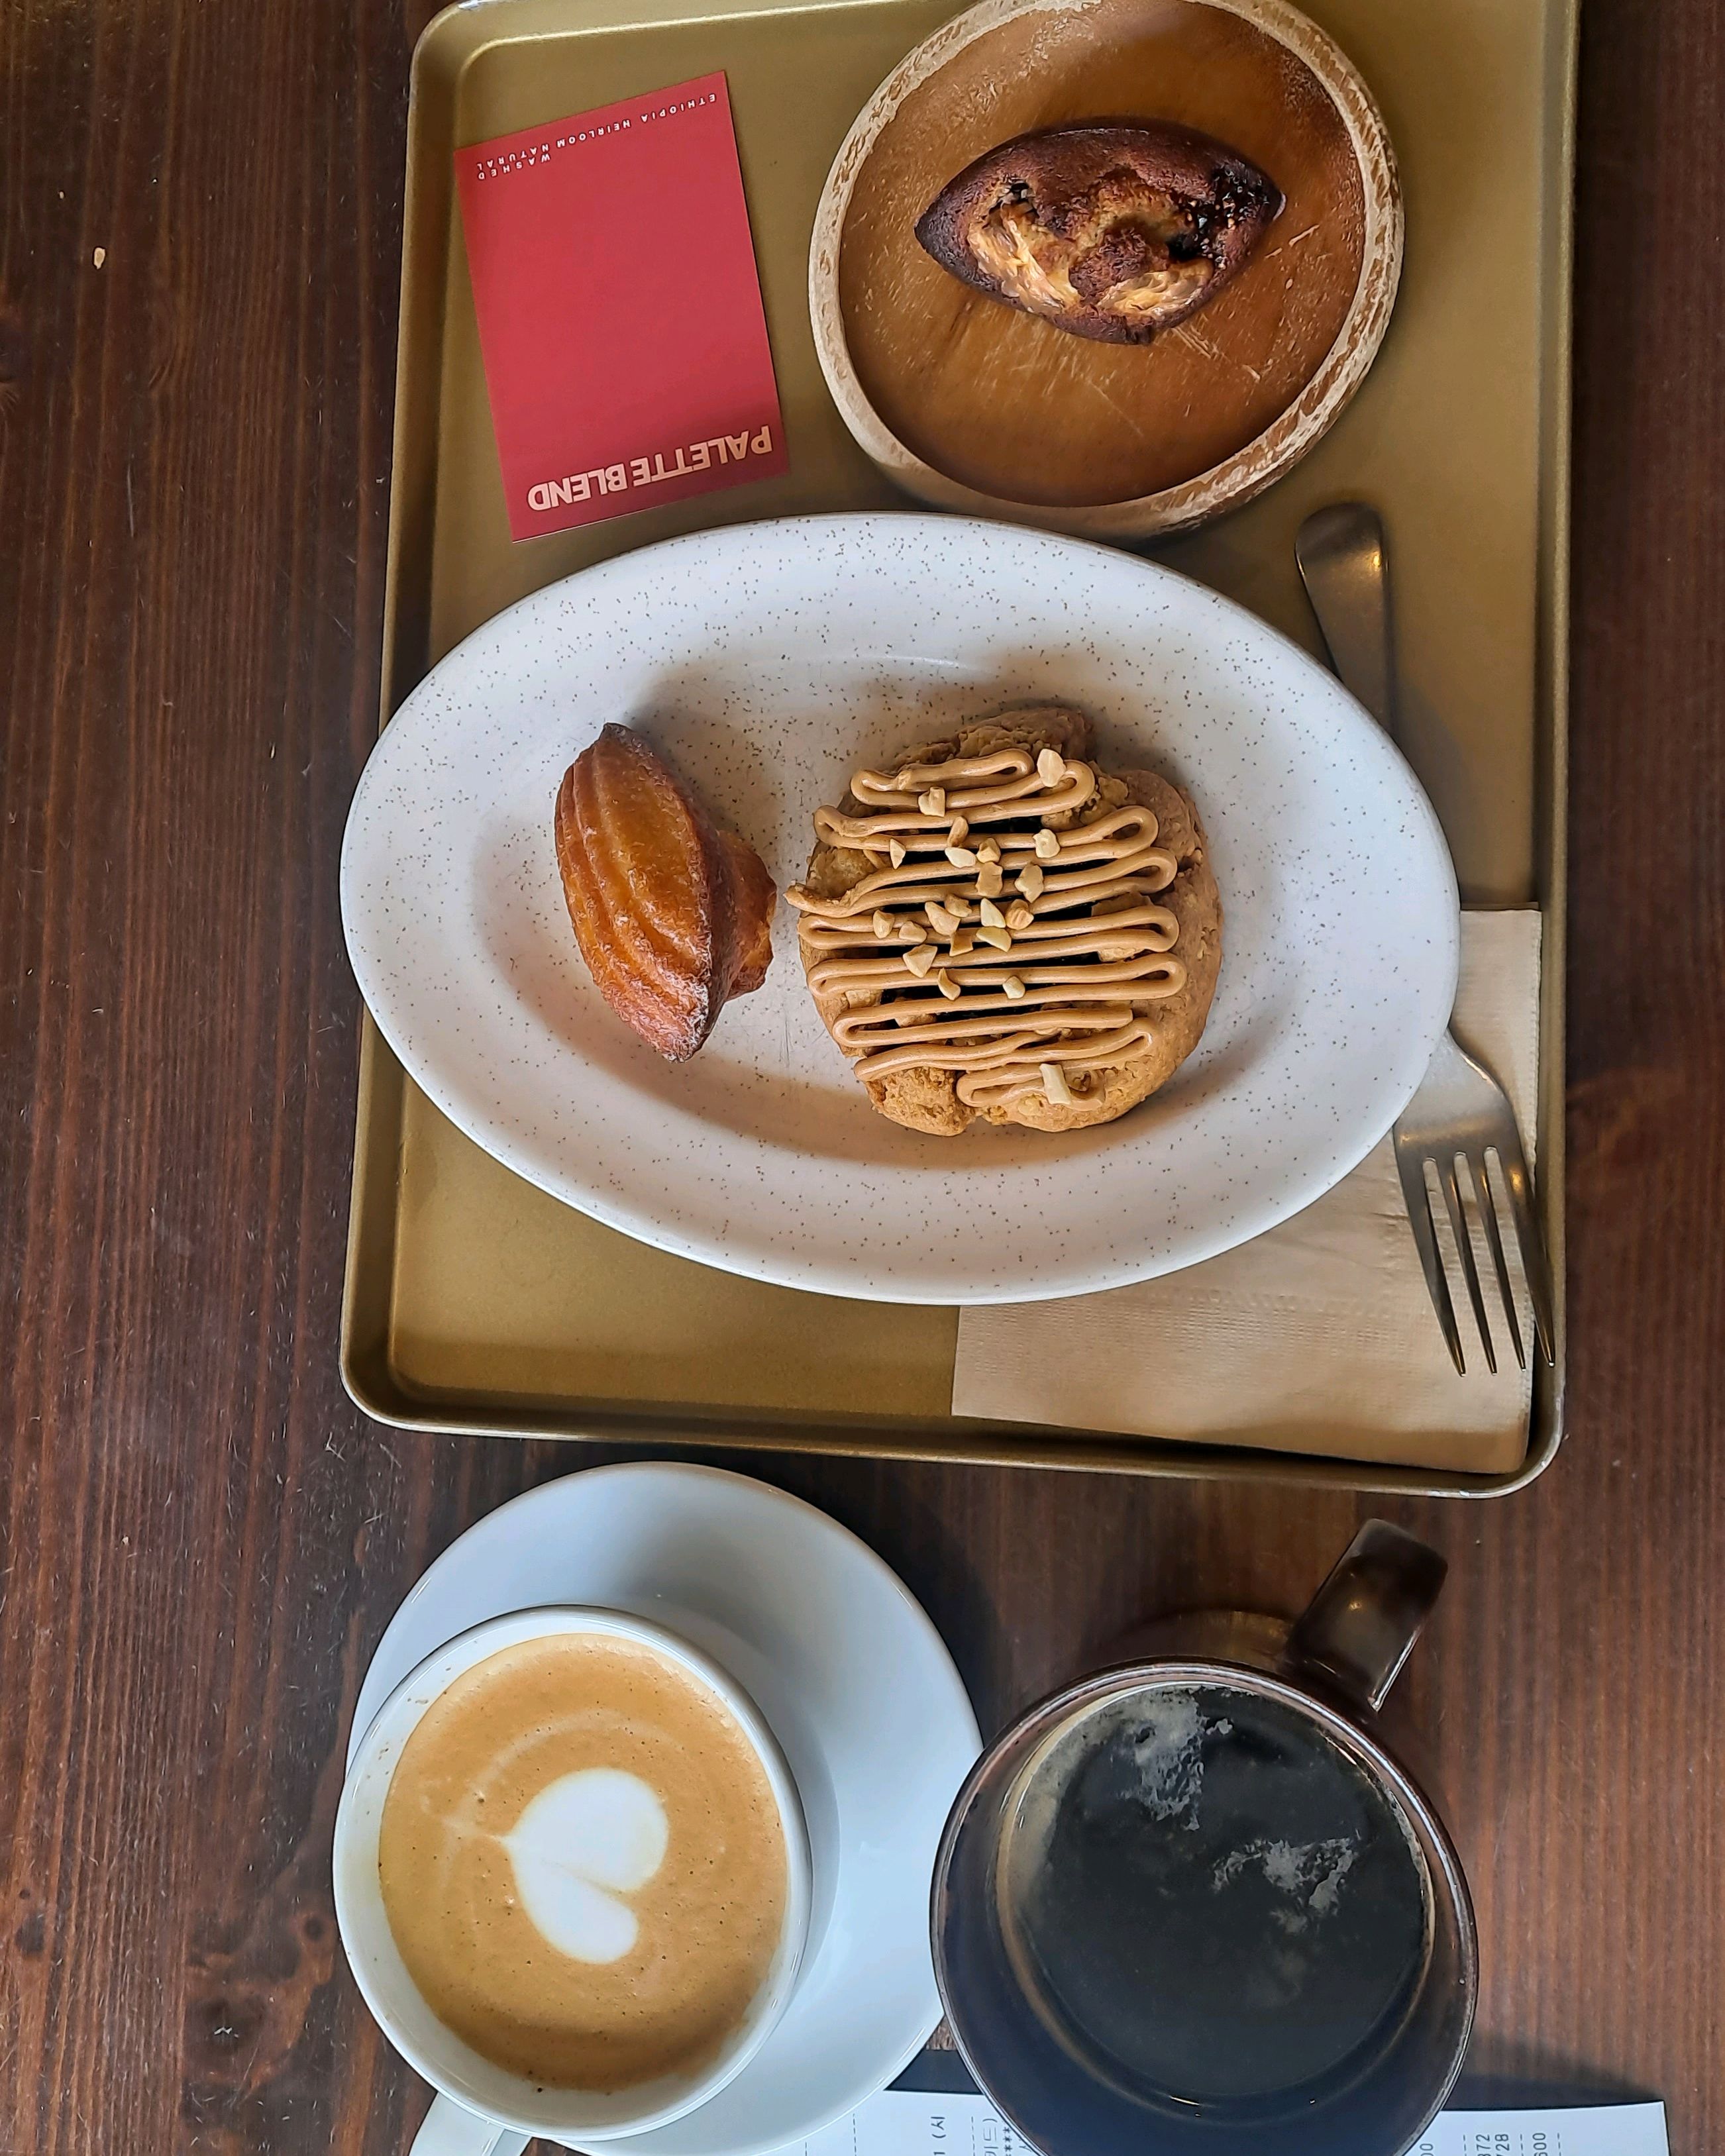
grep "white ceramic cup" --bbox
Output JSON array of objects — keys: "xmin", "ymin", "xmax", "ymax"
[{"xmin": 334, "ymin": 1606, "xmax": 813, "ymax": 2156}]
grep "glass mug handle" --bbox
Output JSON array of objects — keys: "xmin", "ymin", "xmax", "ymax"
[
  {"xmin": 410, "ymin": 2095, "xmax": 531, "ymax": 2156},
  {"xmin": 1282, "ymin": 1519, "xmax": 1448, "ymax": 1713}
]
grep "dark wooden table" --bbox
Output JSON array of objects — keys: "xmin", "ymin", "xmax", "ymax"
[{"xmin": 3, "ymin": 0, "xmax": 1722, "ymax": 2149}]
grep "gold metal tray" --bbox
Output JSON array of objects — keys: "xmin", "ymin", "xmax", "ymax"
[{"xmin": 343, "ymin": 0, "xmax": 1575, "ymax": 1492}]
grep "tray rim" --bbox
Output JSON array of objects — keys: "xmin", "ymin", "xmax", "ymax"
[{"xmin": 340, "ymin": 0, "xmax": 1575, "ymax": 1494}]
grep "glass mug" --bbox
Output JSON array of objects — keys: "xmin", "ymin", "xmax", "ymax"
[{"xmin": 933, "ymin": 1523, "xmax": 1476, "ymax": 2156}]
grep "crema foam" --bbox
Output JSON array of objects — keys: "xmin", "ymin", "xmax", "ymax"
[{"xmin": 378, "ymin": 1633, "xmax": 789, "ymax": 2091}]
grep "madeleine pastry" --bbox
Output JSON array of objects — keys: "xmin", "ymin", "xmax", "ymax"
[
  {"xmin": 555, "ymin": 724, "xmax": 775, "ymax": 1061},
  {"xmin": 785, "ymin": 705, "xmax": 1221, "ymax": 1135},
  {"xmin": 915, "ymin": 122, "xmax": 1282, "ymax": 345}
]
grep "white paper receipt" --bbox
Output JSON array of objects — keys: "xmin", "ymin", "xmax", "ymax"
[
  {"xmin": 790, "ymin": 2089, "xmax": 1670, "ymax": 2156},
  {"xmin": 1415, "ymin": 2108, "xmax": 1669, "ymax": 2156}
]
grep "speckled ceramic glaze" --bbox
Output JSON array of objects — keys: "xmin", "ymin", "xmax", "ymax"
[{"xmin": 340, "ymin": 513, "xmax": 1458, "ymax": 1304}]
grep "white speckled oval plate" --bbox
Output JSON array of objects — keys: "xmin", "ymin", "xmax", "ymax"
[{"xmin": 340, "ymin": 513, "xmax": 1457, "ymax": 1304}]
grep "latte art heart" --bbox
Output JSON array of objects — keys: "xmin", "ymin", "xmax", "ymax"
[
  {"xmin": 504, "ymin": 1767, "xmax": 670, "ymax": 1962},
  {"xmin": 377, "ymin": 1631, "xmax": 790, "ymax": 2091}
]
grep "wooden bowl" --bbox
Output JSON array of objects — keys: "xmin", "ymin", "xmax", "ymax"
[{"xmin": 810, "ymin": 0, "xmax": 1402, "ymax": 538}]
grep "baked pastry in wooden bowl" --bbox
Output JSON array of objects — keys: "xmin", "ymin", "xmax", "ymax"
[
  {"xmin": 810, "ymin": 0, "xmax": 1400, "ymax": 537},
  {"xmin": 915, "ymin": 121, "xmax": 1284, "ymax": 345}
]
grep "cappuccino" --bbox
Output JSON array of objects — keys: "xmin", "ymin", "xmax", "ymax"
[{"xmin": 377, "ymin": 1631, "xmax": 789, "ymax": 2092}]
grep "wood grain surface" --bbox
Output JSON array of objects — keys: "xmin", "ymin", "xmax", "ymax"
[{"xmin": 1, "ymin": 0, "xmax": 1721, "ymax": 2151}]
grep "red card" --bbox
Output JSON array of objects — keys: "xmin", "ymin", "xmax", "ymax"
[{"xmin": 456, "ymin": 74, "xmax": 787, "ymax": 541}]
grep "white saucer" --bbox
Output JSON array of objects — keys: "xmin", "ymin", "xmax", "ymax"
[{"xmin": 348, "ymin": 1463, "xmax": 981, "ymax": 2156}]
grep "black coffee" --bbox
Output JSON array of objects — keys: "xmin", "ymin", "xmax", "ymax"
[{"xmin": 1001, "ymin": 1686, "xmax": 1431, "ymax": 2114}]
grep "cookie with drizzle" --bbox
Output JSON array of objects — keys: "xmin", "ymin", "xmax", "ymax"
[{"xmin": 786, "ymin": 705, "xmax": 1222, "ymax": 1135}]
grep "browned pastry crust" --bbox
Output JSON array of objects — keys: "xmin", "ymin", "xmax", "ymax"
[
  {"xmin": 915, "ymin": 123, "xmax": 1282, "ymax": 345},
  {"xmin": 788, "ymin": 706, "xmax": 1222, "ymax": 1135},
  {"xmin": 555, "ymin": 724, "xmax": 775, "ymax": 1062}
]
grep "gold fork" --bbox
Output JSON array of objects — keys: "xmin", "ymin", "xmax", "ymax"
[{"xmin": 1296, "ymin": 503, "xmax": 1557, "ymax": 1373}]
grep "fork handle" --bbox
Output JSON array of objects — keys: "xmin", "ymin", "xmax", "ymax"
[{"xmin": 1295, "ymin": 503, "xmax": 1399, "ymax": 743}]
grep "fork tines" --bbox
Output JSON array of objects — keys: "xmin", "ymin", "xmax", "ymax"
[{"xmin": 1395, "ymin": 1135, "xmax": 1556, "ymax": 1376}]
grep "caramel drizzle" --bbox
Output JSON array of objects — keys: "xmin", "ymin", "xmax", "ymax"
[{"xmin": 786, "ymin": 744, "xmax": 1185, "ymax": 1111}]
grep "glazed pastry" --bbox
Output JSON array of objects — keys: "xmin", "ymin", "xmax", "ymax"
[
  {"xmin": 915, "ymin": 123, "xmax": 1282, "ymax": 344},
  {"xmin": 785, "ymin": 705, "xmax": 1221, "ymax": 1135},
  {"xmin": 555, "ymin": 724, "xmax": 775, "ymax": 1060}
]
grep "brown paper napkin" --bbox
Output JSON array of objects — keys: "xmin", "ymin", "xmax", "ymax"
[{"xmin": 951, "ymin": 911, "xmax": 1542, "ymax": 1473}]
